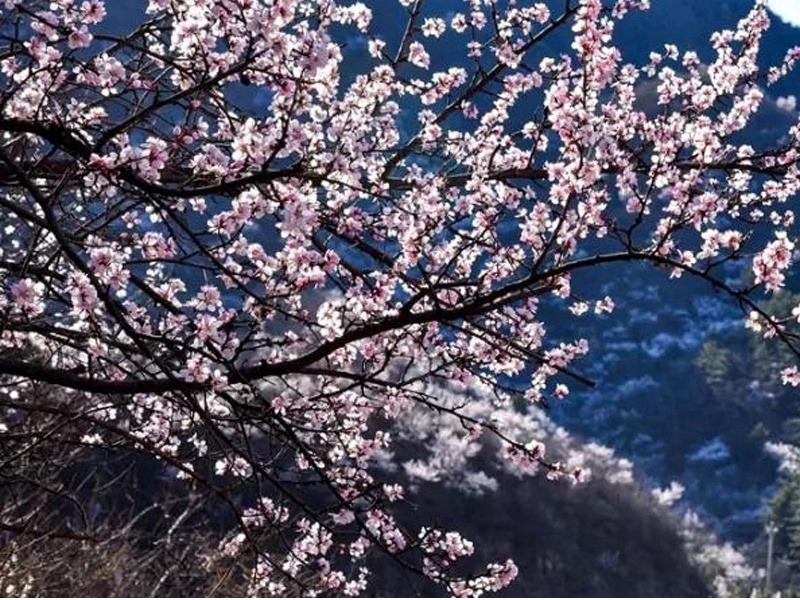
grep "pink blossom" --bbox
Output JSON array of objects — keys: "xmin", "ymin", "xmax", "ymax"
[
  {"xmin": 10, "ymin": 279, "xmax": 45, "ymax": 317},
  {"xmin": 408, "ymin": 41, "xmax": 430, "ymax": 69},
  {"xmin": 421, "ymin": 18, "xmax": 446, "ymax": 38}
]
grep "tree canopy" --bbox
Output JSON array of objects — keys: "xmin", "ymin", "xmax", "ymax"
[{"xmin": 2, "ymin": 0, "xmax": 800, "ymax": 595}]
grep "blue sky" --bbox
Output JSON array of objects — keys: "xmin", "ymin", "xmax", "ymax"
[{"xmin": 769, "ymin": 0, "xmax": 800, "ymax": 28}]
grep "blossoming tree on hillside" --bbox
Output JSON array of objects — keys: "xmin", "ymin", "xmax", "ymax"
[{"xmin": 1, "ymin": 0, "xmax": 800, "ymax": 595}]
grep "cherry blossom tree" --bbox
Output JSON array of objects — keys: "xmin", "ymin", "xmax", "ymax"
[{"xmin": 2, "ymin": 0, "xmax": 800, "ymax": 595}]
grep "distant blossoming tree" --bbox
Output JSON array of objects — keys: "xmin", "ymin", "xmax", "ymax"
[{"xmin": 2, "ymin": 0, "xmax": 800, "ymax": 595}]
